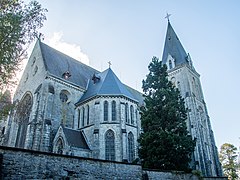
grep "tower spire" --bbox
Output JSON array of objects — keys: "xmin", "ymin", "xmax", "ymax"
[{"xmin": 162, "ymin": 20, "xmax": 190, "ymax": 67}]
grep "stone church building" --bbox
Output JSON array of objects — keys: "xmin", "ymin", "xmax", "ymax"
[{"xmin": 3, "ymin": 21, "xmax": 222, "ymax": 176}]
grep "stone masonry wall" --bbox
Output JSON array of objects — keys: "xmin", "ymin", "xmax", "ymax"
[
  {"xmin": 0, "ymin": 146, "xmax": 142, "ymax": 179},
  {"xmin": 0, "ymin": 146, "xmax": 222, "ymax": 180}
]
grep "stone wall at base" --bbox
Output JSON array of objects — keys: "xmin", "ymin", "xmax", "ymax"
[
  {"xmin": 0, "ymin": 146, "xmax": 142, "ymax": 179},
  {"xmin": 0, "ymin": 146, "xmax": 226, "ymax": 180},
  {"xmin": 143, "ymin": 170, "xmax": 199, "ymax": 180}
]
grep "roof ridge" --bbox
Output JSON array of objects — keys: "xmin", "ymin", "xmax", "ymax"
[{"xmin": 40, "ymin": 41, "xmax": 100, "ymax": 73}]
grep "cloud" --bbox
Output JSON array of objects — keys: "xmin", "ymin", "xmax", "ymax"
[{"xmin": 47, "ymin": 32, "xmax": 90, "ymax": 65}]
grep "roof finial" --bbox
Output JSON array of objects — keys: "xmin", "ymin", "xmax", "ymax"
[
  {"xmin": 108, "ymin": 61, "xmax": 112, "ymax": 68},
  {"xmin": 37, "ymin": 33, "xmax": 44, "ymax": 41},
  {"xmin": 165, "ymin": 12, "xmax": 171, "ymax": 22}
]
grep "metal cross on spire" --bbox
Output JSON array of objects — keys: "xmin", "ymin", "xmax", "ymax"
[
  {"xmin": 108, "ymin": 61, "xmax": 112, "ymax": 68},
  {"xmin": 165, "ymin": 13, "xmax": 172, "ymax": 22}
]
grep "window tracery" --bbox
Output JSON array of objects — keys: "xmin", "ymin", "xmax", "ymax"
[
  {"xmin": 105, "ymin": 130, "xmax": 115, "ymax": 161},
  {"xmin": 128, "ymin": 132, "xmax": 134, "ymax": 162},
  {"xmin": 15, "ymin": 93, "xmax": 33, "ymax": 148}
]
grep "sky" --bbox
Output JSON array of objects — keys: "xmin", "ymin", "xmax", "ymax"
[{"xmin": 22, "ymin": 0, "xmax": 240, "ymax": 150}]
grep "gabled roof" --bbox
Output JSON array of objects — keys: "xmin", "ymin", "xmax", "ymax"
[
  {"xmin": 77, "ymin": 68, "xmax": 138, "ymax": 104},
  {"xmin": 62, "ymin": 127, "xmax": 90, "ymax": 149},
  {"xmin": 34, "ymin": 40, "xmax": 143, "ymax": 104},
  {"xmin": 39, "ymin": 41, "xmax": 99, "ymax": 89},
  {"xmin": 162, "ymin": 21, "xmax": 188, "ymax": 66}
]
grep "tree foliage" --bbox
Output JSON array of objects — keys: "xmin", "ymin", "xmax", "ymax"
[
  {"xmin": 0, "ymin": 90, "xmax": 13, "ymax": 120},
  {"xmin": 138, "ymin": 56, "xmax": 195, "ymax": 171},
  {"xmin": 219, "ymin": 143, "xmax": 239, "ymax": 180},
  {"xmin": 0, "ymin": 0, "xmax": 47, "ymax": 89}
]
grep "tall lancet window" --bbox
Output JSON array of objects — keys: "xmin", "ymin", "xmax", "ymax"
[
  {"xmin": 125, "ymin": 103, "xmax": 129, "ymax": 123},
  {"xmin": 86, "ymin": 105, "xmax": 90, "ymax": 125},
  {"xmin": 177, "ymin": 81, "xmax": 181, "ymax": 92},
  {"xmin": 82, "ymin": 107, "xmax": 85, "ymax": 127},
  {"xmin": 104, "ymin": 101, "xmax": 108, "ymax": 121},
  {"xmin": 130, "ymin": 105, "xmax": 134, "ymax": 125},
  {"xmin": 77, "ymin": 109, "xmax": 80, "ymax": 129},
  {"xmin": 112, "ymin": 100, "xmax": 116, "ymax": 121},
  {"xmin": 105, "ymin": 130, "xmax": 115, "ymax": 161},
  {"xmin": 192, "ymin": 77, "xmax": 197, "ymax": 97},
  {"xmin": 169, "ymin": 60, "xmax": 173, "ymax": 69},
  {"xmin": 15, "ymin": 93, "xmax": 33, "ymax": 148},
  {"xmin": 128, "ymin": 132, "xmax": 135, "ymax": 162}
]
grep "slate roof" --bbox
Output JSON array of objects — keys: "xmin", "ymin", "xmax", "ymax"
[
  {"xmin": 77, "ymin": 68, "xmax": 139, "ymax": 104},
  {"xmin": 162, "ymin": 21, "xmax": 188, "ymax": 66},
  {"xmin": 125, "ymin": 86, "xmax": 144, "ymax": 106},
  {"xmin": 39, "ymin": 42, "xmax": 99, "ymax": 89},
  {"xmin": 37, "ymin": 40, "xmax": 143, "ymax": 104},
  {"xmin": 62, "ymin": 127, "xmax": 90, "ymax": 149}
]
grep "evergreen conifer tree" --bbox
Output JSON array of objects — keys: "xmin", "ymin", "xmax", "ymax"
[
  {"xmin": 138, "ymin": 56, "xmax": 195, "ymax": 171},
  {"xmin": 219, "ymin": 143, "xmax": 239, "ymax": 180}
]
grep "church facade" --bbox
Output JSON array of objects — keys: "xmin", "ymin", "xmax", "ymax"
[
  {"xmin": 4, "ymin": 40, "xmax": 143, "ymax": 163},
  {"xmin": 3, "ymin": 21, "xmax": 222, "ymax": 176}
]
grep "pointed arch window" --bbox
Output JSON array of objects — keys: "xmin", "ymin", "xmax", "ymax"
[
  {"xmin": 104, "ymin": 101, "xmax": 108, "ymax": 121},
  {"xmin": 15, "ymin": 93, "xmax": 33, "ymax": 148},
  {"xmin": 60, "ymin": 91, "xmax": 68, "ymax": 103},
  {"xmin": 169, "ymin": 60, "xmax": 173, "ymax": 69},
  {"xmin": 128, "ymin": 132, "xmax": 135, "ymax": 162},
  {"xmin": 125, "ymin": 103, "xmax": 129, "ymax": 123},
  {"xmin": 47, "ymin": 85, "xmax": 54, "ymax": 119},
  {"xmin": 177, "ymin": 81, "xmax": 181, "ymax": 92},
  {"xmin": 82, "ymin": 107, "xmax": 85, "ymax": 127},
  {"xmin": 130, "ymin": 105, "xmax": 134, "ymax": 125},
  {"xmin": 171, "ymin": 77, "xmax": 176, "ymax": 87},
  {"xmin": 192, "ymin": 77, "xmax": 197, "ymax": 97},
  {"xmin": 105, "ymin": 130, "xmax": 115, "ymax": 161},
  {"xmin": 78, "ymin": 109, "xmax": 80, "ymax": 129},
  {"xmin": 112, "ymin": 100, "xmax": 116, "ymax": 121},
  {"xmin": 56, "ymin": 138, "xmax": 64, "ymax": 155},
  {"xmin": 86, "ymin": 105, "xmax": 90, "ymax": 125}
]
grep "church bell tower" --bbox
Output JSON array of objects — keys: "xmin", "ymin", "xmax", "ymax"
[{"xmin": 161, "ymin": 19, "xmax": 222, "ymax": 176}]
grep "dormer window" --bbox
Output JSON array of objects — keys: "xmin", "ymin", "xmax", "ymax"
[
  {"xmin": 92, "ymin": 74, "xmax": 100, "ymax": 84},
  {"xmin": 62, "ymin": 71, "xmax": 71, "ymax": 79}
]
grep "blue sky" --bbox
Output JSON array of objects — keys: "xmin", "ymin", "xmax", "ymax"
[{"xmin": 24, "ymin": 0, "xmax": 240, "ymax": 149}]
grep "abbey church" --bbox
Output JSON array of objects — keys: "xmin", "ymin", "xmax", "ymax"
[{"xmin": 3, "ymin": 21, "xmax": 222, "ymax": 177}]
